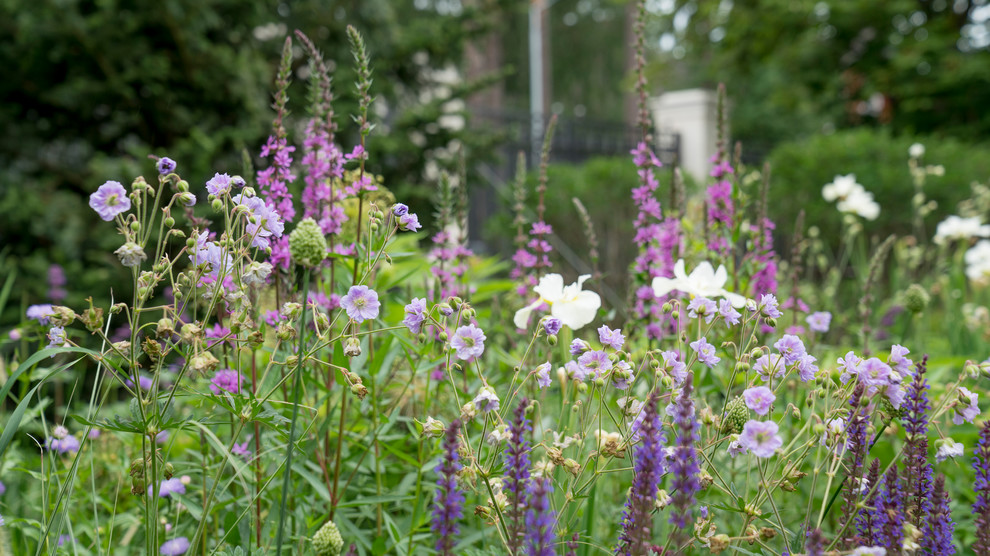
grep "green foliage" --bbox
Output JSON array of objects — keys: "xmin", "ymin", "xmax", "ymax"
[{"xmin": 766, "ymin": 128, "xmax": 990, "ymax": 247}]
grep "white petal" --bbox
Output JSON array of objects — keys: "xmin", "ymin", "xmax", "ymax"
[
  {"xmin": 672, "ymin": 259, "xmax": 688, "ymax": 281},
  {"xmin": 713, "ymin": 264, "xmax": 728, "ymax": 288},
  {"xmin": 721, "ymin": 291, "xmax": 747, "ymax": 308},
  {"xmin": 652, "ymin": 276, "xmax": 678, "ymax": 298},
  {"xmin": 513, "ymin": 298, "xmax": 544, "ymax": 329},
  {"xmin": 552, "ymin": 291, "xmax": 601, "ymax": 330},
  {"xmin": 533, "ymin": 273, "xmax": 565, "ymax": 303}
]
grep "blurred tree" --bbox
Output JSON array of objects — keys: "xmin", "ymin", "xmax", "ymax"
[
  {"xmin": 0, "ymin": 0, "xmax": 513, "ymax": 325},
  {"xmin": 649, "ymin": 0, "xmax": 990, "ymax": 150}
]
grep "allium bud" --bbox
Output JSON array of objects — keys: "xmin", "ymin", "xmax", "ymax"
[
  {"xmin": 720, "ymin": 397, "xmax": 749, "ymax": 435},
  {"xmin": 288, "ymin": 217, "xmax": 328, "ymax": 268},
  {"xmin": 344, "ymin": 337, "xmax": 361, "ymax": 357},
  {"xmin": 311, "ymin": 520, "xmax": 344, "ymax": 556},
  {"xmin": 904, "ymin": 283, "xmax": 930, "ymax": 314}
]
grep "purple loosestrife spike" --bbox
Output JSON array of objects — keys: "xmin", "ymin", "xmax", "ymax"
[
  {"xmin": 804, "ymin": 528, "xmax": 825, "ymax": 556},
  {"xmin": 525, "ymin": 477, "xmax": 556, "ymax": 556},
  {"xmin": 432, "ymin": 420, "xmax": 464, "ymax": 556},
  {"xmin": 669, "ymin": 375, "xmax": 700, "ymax": 538},
  {"xmin": 505, "ymin": 398, "xmax": 532, "ymax": 552},
  {"xmin": 902, "ymin": 355, "xmax": 933, "ymax": 526},
  {"xmin": 921, "ymin": 474, "xmax": 955, "ymax": 555},
  {"xmin": 615, "ymin": 391, "xmax": 665, "ymax": 556},
  {"xmin": 876, "ymin": 466, "xmax": 905, "ymax": 555},
  {"xmin": 840, "ymin": 383, "xmax": 869, "ymax": 549},
  {"xmin": 856, "ymin": 459, "xmax": 882, "ymax": 546},
  {"xmin": 972, "ymin": 420, "xmax": 990, "ymax": 554}
]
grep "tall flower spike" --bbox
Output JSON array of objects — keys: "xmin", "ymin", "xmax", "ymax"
[
  {"xmin": 804, "ymin": 528, "xmax": 825, "ymax": 556},
  {"xmin": 921, "ymin": 474, "xmax": 956, "ymax": 556},
  {"xmin": 615, "ymin": 390, "xmax": 665, "ymax": 556},
  {"xmin": 705, "ymin": 84, "xmax": 734, "ymax": 257},
  {"xmin": 840, "ymin": 383, "xmax": 869, "ymax": 549},
  {"xmin": 855, "ymin": 459, "xmax": 882, "ymax": 546},
  {"xmin": 901, "ymin": 355, "xmax": 933, "ymax": 526},
  {"xmin": 432, "ymin": 419, "xmax": 464, "ymax": 556},
  {"xmin": 505, "ymin": 398, "xmax": 532, "ymax": 552},
  {"xmin": 668, "ymin": 376, "xmax": 700, "ymax": 538},
  {"xmin": 565, "ymin": 532, "xmax": 579, "ymax": 556},
  {"xmin": 972, "ymin": 420, "xmax": 990, "ymax": 554},
  {"xmin": 876, "ymin": 466, "xmax": 905, "ymax": 554},
  {"xmin": 525, "ymin": 477, "xmax": 556, "ymax": 556}
]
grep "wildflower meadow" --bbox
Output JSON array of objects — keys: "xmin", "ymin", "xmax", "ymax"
[{"xmin": 3, "ymin": 4, "xmax": 990, "ymax": 556}]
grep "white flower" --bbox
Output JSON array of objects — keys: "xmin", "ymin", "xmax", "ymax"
[
  {"xmin": 513, "ymin": 273, "xmax": 602, "ymax": 330},
  {"xmin": 651, "ymin": 259, "xmax": 746, "ymax": 308},
  {"xmin": 909, "ymin": 143, "xmax": 925, "ymax": 158},
  {"xmin": 822, "ymin": 174, "xmax": 862, "ymax": 202},
  {"xmin": 966, "ymin": 240, "xmax": 990, "ymax": 285},
  {"xmin": 936, "ymin": 438, "xmax": 964, "ymax": 462},
  {"xmin": 851, "ymin": 547, "xmax": 887, "ymax": 556},
  {"xmin": 836, "ymin": 187, "xmax": 880, "ymax": 220},
  {"xmin": 935, "ymin": 215, "xmax": 990, "ymax": 245}
]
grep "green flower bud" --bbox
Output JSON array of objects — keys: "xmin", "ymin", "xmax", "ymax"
[
  {"xmin": 288, "ymin": 217, "xmax": 328, "ymax": 268},
  {"xmin": 176, "ymin": 180, "xmax": 189, "ymax": 192},
  {"xmin": 186, "ymin": 237, "xmax": 197, "ymax": 249},
  {"xmin": 211, "ymin": 199, "xmax": 223, "ymax": 211},
  {"xmin": 904, "ymin": 283, "xmax": 930, "ymax": 314},
  {"xmin": 130, "ymin": 221, "xmax": 141, "ymax": 232},
  {"xmin": 164, "ymin": 216, "xmax": 175, "ymax": 228},
  {"xmin": 547, "ymin": 334, "xmax": 558, "ymax": 345},
  {"xmin": 720, "ymin": 396, "xmax": 749, "ymax": 435}
]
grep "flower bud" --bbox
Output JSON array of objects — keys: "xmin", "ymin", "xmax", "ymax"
[
  {"xmin": 547, "ymin": 334, "xmax": 557, "ymax": 346},
  {"xmin": 661, "ymin": 302, "xmax": 673, "ymax": 314},
  {"xmin": 288, "ymin": 217, "xmax": 328, "ymax": 268},
  {"xmin": 765, "ymin": 317, "xmax": 777, "ymax": 328},
  {"xmin": 129, "ymin": 221, "xmax": 141, "ymax": 232},
  {"xmin": 186, "ymin": 237, "xmax": 197, "ymax": 249},
  {"xmin": 904, "ymin": 283, "xmax": 930, "ymax": 314},
  {"xmin": 164, "ymin": 216, "xmax": 175, "ymax": 228},
  {"xmin": 163, "ymin": 463, "xmax": 174, "ymax": 480},
  {"xmin": 344, "ymin": 337, "xmax": 362, "ymax": 357},
  {"xmin": 285, "ymin": 355, "xmax": 299, "ymax": 367},
  {"xmin": 211, "ymin": 199, "xmax": 223, "ymax": 211},
  {"xmin": 176, "ymin": 180, "xmax": 189, "ymax": 192}
]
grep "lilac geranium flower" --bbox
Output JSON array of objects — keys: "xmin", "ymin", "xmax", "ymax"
[
  {"xmin": 753, "ymin": 353, "xmax": 785, "ymax": 381},
  {"xmin": 47, "ymin": 326, "xmax": 67, "ymax": 352},
  {"xmin": 157, "ymin": 157, "xmax": 176, "ymax": 175},
  {"xmin": 472, "ymin": 387, "xmax": 499, "ymax": 414},
  {"xmin": 398, "ymin": 213, "xmax": 422, "ymax": 232},
  {"xmin": 149, "ymin": 477, "xmax": 186, "ymax": 498},
  {"xmin": 392, "ymin": 203, "xmax": 409, "ymax": 216},
  {"xmin": 796, "ymin": 353, "xmax": 819, "ymax": 382},
  {"xmin": 953, "ymin": 387, "xmax": 979, "ymax": 425},
  {"xmin": 542, "ymin": 317, "xmax": 562, "ymax": 337},
  {"xmin": 403, "ymin": 298, "xmax": 428, "ymax": 333},
  {"xmin": 535, "ymin": 362, "xmax": 552, "ymax": 389},
  {"xmin": 889, "ymin": 345, "xmax": 913, "ymax": 376},
  {"xmin": 660, "ymin": 350, "xmax": 688, "ymax": 385},
  {"xmin": 569, "ymin": 339, "xmax": 590, "ymax": 356},
  {"xmin": 205, "ymin": 172, "xmax": 233, "ymax": 196},
  {"xmin": 806, "ymin": 311, "xmax": 831, "ymax": 333},
  {"xmin": 743, "ymin": 386, "xmax": 775, "ymax": 416},
  {"xmin": 755, "ymin": 293, "xmax": 782, "ymax": 319},
  {"xmin": 838, "ymin": 351, "xmax": 863, "ymax": 383},
  {"xmin": 689, "ymin": 337, "xmax": 720, "ymax": 367},
  {"xmin": 27, "ymin": 304, "xmax": 55, "ymax": 324},
  {"xmin": 597, "ymin": 325, "xmax": 625, "ymax": 350},
  {"xmin": 89, "ymin": 181, "xmax": 131, "ymax": 221},
  {"xmin": 718, "ymin": 299, "xmax": 741, "ymax": 326},
  {"xmin": 159, "ymin": 537, "xmax": 190, "ymax": 555},
  {"xmin": 450, "ymin": 324, "xmax": 486, "ymax": 360},
  {"xmin": 340, "ymin": 285, "xmax": 381, "ymax": 323},
  {"xmin": 577, "ymin": 350, "xmax": 612, "ymax": 379},
  {"xmin": 687, "ymin": 297, "xmax": 718, "ymax": 323},
  {"xmin": 738, "ymin": 420, "xmax": 782, "ymax": 458},
  {"xmin": 774, "ymin": 334, "xmax": 807, "ymax": 365},
  {"xmin": 210, "ymin": 369, "xmax": 243, "ymax": 395},
  {"xmin": 231, "ymin": 194, "xmax": 284, "ymax": 250}
]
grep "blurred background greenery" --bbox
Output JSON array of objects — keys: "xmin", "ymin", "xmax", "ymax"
[{"xmin": 3, "ymin": 0, "xmax": 990, "ymax": 326}]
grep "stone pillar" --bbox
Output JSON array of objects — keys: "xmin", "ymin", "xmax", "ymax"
[{"xmin": 650, "ymin": 89, "xmax": 718, "ymax": 181}]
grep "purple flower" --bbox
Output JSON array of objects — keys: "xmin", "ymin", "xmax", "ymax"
[
  {"xmin": 159, "ymin": 537, "xmax": 190, "ymax": 555},
  {"xmin": 149, "ymin": 477, "xmax": 186, "ymax": 498},
  {"xmin": 505, "ymin": 399, "xmax": 531, "ymax": 551},
  {"xmin": 26, "ymin": 304, "xmax": 54, "ymax": 324},
  {"xmin": 403, "ymin": 298, "xmax": 428, "ymax": 333},
  {"xmin": 796, "ymin": 353, "xmax": 819, "ymax": 382},
  {"xmin": 577, "ymin": 350, "xmax": 612, "ymax": 379},
  {"xmin": 525, "ymin": 478, "xmax": 556, "ymax": 556},
  {"xmin": 450, "ymin": 324, "xmax": 486, "ymax": 360},
  {"xmin": 773, "ymin": 334, "xmax": 807, "ymax": 365},
  {"xmin": 668, "ymin": 380, "xmax": 700, "ymax": 533},
  {"xmin": 432, "ymin": 420, "xmax": 464, "ymax": 556},
  {"xmin": 210, "ymin": 369, "xmax": 243, "ymax": 395},
  {"xmin": 47, "ymin": 326, "xmax": 66, "ymax": 352},
  {"xmin": 535, "ymin": 363, "xmax": 552, "ymax": 389},
  {"xmin": 743, "ymin": 386, "xmax": 775, "ymax": 415},
  {"xmin": 569, "ymin": 339, "xmax": 590, "ymax": 356},
  {"xmin": 398, "ymin": 213, "xmax": 422, "ymax": 232},
  {"xmin": 837, "ymin": 351, "xmax": 863, "ymax": 383},
  {"xmin": 597, "ymin": 325, "xmax": 625, "ymax": 350},
  {"xmin": 888, "ymin": 344, "xmax": 913, "ymax": 376},
  {"xmin": 564, "ymin": 360, "xmax": 585, "ymax": 382},
  {"xmin": 687, "ymin": 297, "xmax": 718, "ymax": 323},
  {"xmin": 0, "ymin": 480, "xmax": 5, "ymax": 496},
  {"xmin": 89, "ymin": 181, "xmax": 131, "ymax": 221},
  {"xmin": 856, "ymin": 459, "xmax": 882, "ymax": 545},
  {"xmin": 975, "ymin": 421, "xmax": 990, "ymax": 553},
  {"xmin": 48, "ymin": 435, "xmax": 80, "ymax": 454},
  {"xmin": 616, "ymin": 392, "xmax": 665, "ymax": 554},
  {"xmin": 718, "ymin": 299, "xmax": 741, "ymax": 326},
  {"xmin": 953, "ymin": 387, "xmax": 979, "ymax": 425},
  {"xmin": 231, "ymin": 194, "xmax": 284, "ymax": 250},
  {"xmin": 753, "ymin": 353, "xmax": 785, "ymax": 381},
  {"xmin": 472, "ymin": 387, "xmax": 499, "ymax": 414},
  {"xmin": 806, "ymin": 311, "xmax": 831, "ymax": 333},
  {"xmin": 876, "ymin": 467, "xmax": 905, "ymax": 552},
  {"xmin": 805, "ymin": 528, "xmax": 824, "ymax": 556},
  {"xmin": 205, "ymin": 323, "xmax": 232, "ymax": 348},
  {"xmin": 340, "ymin": 285, "xmax": 381, "ymax": 323},
  {"xmin": 543, "ymin": 317, "xmax": 562, "ymax": 337},
  {"xmin": 205, "ymin": 172, "xmax": 233, "ymax": 196},
  {"xmin": 232, "ymin": 441, "xmax": 252, "ymax": 459},
  {"xmin": 690, "ymin": 337, "xmax": 720, "ymax": 367},
  {"xmin": 902, "ymin": 356, "xmax": 933, "ymax": 525},
  {"xmin": 756, "ymin": 293, "xmax": 782, "ymax": 319},
  {"xmin": 660, "ymin": 350, "xmax": 687, "ymax": 385},
  {"xmin": 157, "ymin": 157, "xmax": 176, "ymax": 175},
  {"xmin": 738, "ymin": 420, "xmax": 782, "ymax": 458},
  {"xmin": 47, "ymin": 264, "xmax": 67, "ymax": 302},
  {"xmin": 921, "ymin": 475, "xmax": 956, "ymax": 555},
  {"xmin": 392, "ymin": 203, "xmax": 409, "ymax": 217}
]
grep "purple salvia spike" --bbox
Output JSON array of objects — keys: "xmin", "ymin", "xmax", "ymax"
[
  {"xmin": 524, "ymin": 477, "xmax": 556, "ymax": 556},
  {"xmin": 921, "ymin": 474, "xmax": 955, "ymax": 555},
  {"xmin": 972, "ymin": 420, "xmax": 990, "ymax": 554},
  {"xmin": 839, "ymin": 382, "xmax": 868, "ymax": 549},
  {"xmin": 902, "ymin": 355, "xmax": 933, "ymax": 526},
  {"xmin": 668, "ymin": 376, "xmax": 700, "ymax": 543},
  {"xmin": 876, "ymin": 466, "xmax": 905, "ymax": 554},
  {"xmin": 615, "ymin": 390, "xmax": 665, "ymax": 556},
  {"xmin": 804, "ymin": 528, "xmax": 825, "ymax": 556},
  {"xmin": 855, "ymin": 459, "xmax": 882, "ymax": 546},
  {"xmin": 505, "ymin": 398, "xmax": 532, "ymax": 552},
  {"xmin": 432, "ymin": 419, "xmax": 464, "ymax": 556}
]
